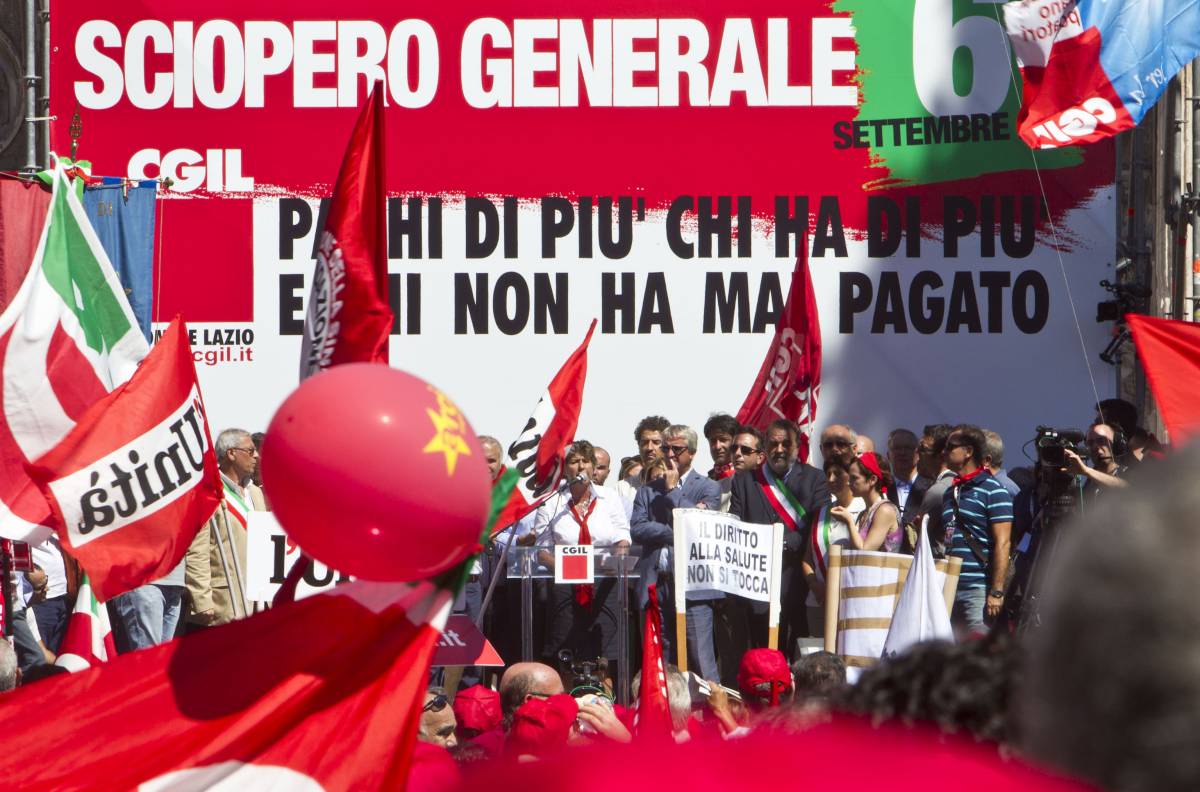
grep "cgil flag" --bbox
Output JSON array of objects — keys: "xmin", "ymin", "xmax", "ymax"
[
  {"xmin": 299, "ymin": 83, "xmax": 392, "ymax": 380},
  {"xmin": 1003, "ymin": 0, "xmax": 1200, "ymax": 148},
  {"xmin": 0, "ymin": 579, "xmax": 452, "ymax": 790},
  {"xmin": 736, "ymin": 245, "xmax": 822, "ymax": 462},
  {"xmin": 1127, "ymin": 313, "xmax": 1200, "ymax": 446},
  {"xmin": 26, "ymin": 317, "xmax": 222, "ymax": 602},
  {"xmin": 0, "ymin": 165, "xmax": 149, "ymax": 543},
  {"xmin": 635, "ymin": 582, "xmax": 674, "ymax": 741},
  {"xmin": 491, "ymin": 319, "xmax": 596, "ymax": 533},
  {"xmin": 54, "ymin": 574, "xmax": 116, "ymax": 672}
]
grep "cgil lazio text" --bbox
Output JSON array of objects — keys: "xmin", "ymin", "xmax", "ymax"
[{"xmin": 73, "ymin": 17, "xmax": 855, "ymax": 110}]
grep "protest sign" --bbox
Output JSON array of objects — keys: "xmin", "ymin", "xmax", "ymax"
[
  {"xmin": 244, "ymin": 512, "xmax": 350, "ymax": 602},
  {"xmin": 672, "ymin": 508, "xmax": 783, "ymax": 669},
  {"xmin": 49, "ymin": 1, "xmax": 1116, "ymax": 469}
]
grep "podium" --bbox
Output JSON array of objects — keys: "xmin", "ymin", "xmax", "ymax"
[{"xmin": 507, "ymin": 544, "xmax": 640, "ymax": 705}]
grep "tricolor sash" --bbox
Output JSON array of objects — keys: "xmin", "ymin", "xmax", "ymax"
[
  {"xmin": 757, "ymin": 466, "xmax": 807, "ymax": 532},
  {"xmin": 810, "ymin": 505, "xmax": 851, "ymax": 580},
  {"xmin": 222, "ymin": 479, "xmax": 250, "ymax": 530}
]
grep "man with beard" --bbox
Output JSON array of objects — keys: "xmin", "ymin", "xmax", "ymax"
[{"xmin": 729, "ymin": 419, "xmax": 829, "ymax": 658}]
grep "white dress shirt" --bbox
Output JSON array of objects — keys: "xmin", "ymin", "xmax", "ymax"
[{"xmin": 534, "ymin": 485, "xmax": 631, "ymax": 547}]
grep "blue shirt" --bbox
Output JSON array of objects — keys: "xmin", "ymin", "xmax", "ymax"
[{"xmin": 941, "ymin": 473, "xmax": 1014, "ymax": 590}]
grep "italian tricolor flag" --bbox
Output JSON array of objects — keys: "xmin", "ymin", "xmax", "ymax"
[
  {"xmin": 53, "ymin": 574, "xmax": 116, "ymax": 672},
  {"xmin": 0, "ymin": 164, "xmax": 148, "ymax": 542}
]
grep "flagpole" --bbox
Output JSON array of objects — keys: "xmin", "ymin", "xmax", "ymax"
[
  {"xmin": 212, "ymin": 508, "xmax": 243, "ymax": 620},
  {"xmin": 475, "ymin": 534, "xmax": 511, "ymax": 628}
]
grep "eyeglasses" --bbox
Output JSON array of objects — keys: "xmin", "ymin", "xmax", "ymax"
[
  {"xmin": 821, "ymin": 439, "xmax": 851, "ymax": 449},
  {"xmin": 232, "ymin": 446, "xmax": 259, "ymax": 456},
  {"xmin": 733, "ymin": 444, "xmax": 760, "ymax": 455},
  {"xmin": 666, "ymin": 444, "xmax": 690, "ymax": 455},
  {"xmin": 422, "ymin": 693, "xmax": 449, "ymax": 713}
]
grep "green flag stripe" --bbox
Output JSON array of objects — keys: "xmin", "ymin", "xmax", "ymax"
[{"xmin": 40, "ymin": 175, "xmax": 135, "ymax": 356}]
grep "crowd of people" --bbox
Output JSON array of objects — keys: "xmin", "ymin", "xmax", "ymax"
[{"xmin": 1, "ymin": 397, "xmax": 1185, "ymax": 791}]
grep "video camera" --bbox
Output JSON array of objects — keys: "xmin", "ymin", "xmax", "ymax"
[
  {"xmin": 557, "ymin": 649, "xmax": 607, "ymax": 695},
  {"xmin": 1033, "ymin": 426, "xmax": 1086, "ymax": 470}
]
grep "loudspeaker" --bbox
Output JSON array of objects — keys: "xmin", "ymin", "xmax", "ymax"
[{"xmin": 0, "ymin": 2, "xmax": 31, "ymax": 171}]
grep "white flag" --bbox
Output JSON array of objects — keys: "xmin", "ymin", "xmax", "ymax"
[{"xmin": 882, "ymin": 517, "xmax": 952, "ymax": 658}]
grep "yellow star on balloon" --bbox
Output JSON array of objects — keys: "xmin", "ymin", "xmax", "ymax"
[{"xmin": 423, "ymin": 388, "xmax": 472, "ymax": 476}]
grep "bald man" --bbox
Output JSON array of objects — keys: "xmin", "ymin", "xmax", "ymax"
[
  {"xmin": 854, "ymin": 435, "xmax": 875, "ymax": 456},
  {"xmin": 594, "ymin": 447, "xmax": 612, "ymax": 485},
  {"xmin": 499, "ymin": 662, "xmax": 566, "ymax": 727}
]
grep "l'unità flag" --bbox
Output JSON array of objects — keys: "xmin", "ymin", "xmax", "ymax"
[
  {"xmin": 636, "ymin": 582, "xmax": 674, "ymax": 741},
  {"xmin": 736, "ymin": 245, "xmax": 822, "ymax": 462},
  {"xmin": 54, "ymin": 574, "xmax": 116, "ymax": 672},
  {"xmin": 27, "ymin": 316, "xmax": 222, "ymax": 603},
  {"xmin": 0, "ymin": 579, "xmax": 452, "ymax": 790},
  {"xmin": 299, "ymin": 83, "xmax": 392, "ymax": 380},
  {"xmin": 0, "ymin": 165, "xmax": 149, "ymax": 543},
  {"xmin": 491, "ymin": 319, "xmax": 596, "ymax": 533},
  {"xmin": 1003, "ymin": 0, "xmax": 1200, "ymax": 148}
]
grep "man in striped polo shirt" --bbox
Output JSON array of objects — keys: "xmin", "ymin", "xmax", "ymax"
[{"xmin": 941, "ymin": 425, "xmax": 1013, "ymax": 637}]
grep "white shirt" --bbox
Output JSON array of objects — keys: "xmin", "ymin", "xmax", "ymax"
[
  {"xmin": 534, "ymin": 485, "xmax": 631, "ymax": 547},
  {"xmin": 616, "ymin": 472, "xmax": 645, "ymax": 520},
  {"xmin": 31, "ymin": 537, "xmax": 68, "ymax": 599}
]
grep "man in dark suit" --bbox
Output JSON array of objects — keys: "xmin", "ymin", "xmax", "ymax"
[
  {"xmin": 729, "ymin": 418, "xmax": 830, "ymax": 660},
  {"xmin": 631, "ymin": 424, "xmax": 722, "ymax": 679}
]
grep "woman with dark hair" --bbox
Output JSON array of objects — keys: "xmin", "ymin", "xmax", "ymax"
[
  {"xmin": 833, "ymin": 452, "xmax": 902, "ymax": 553},
  {"xmin": 802, "ymin": 460, "xmax": 866, "ymax": 636},
  {"xmin": 533, "ymin": 440, "xmax": 631, "ymax": 671}
]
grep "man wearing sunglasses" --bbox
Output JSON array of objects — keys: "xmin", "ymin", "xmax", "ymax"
[
  {"xmin": 418, "ymin": 687, "xmax": 458, "ymax": 750},
  {"xmin": 819, "ymin": 425, "xmax": 858, "ymax": 468},
  {"xmin": 184, "ymin": 428, "xmax": 266, "ymax": 629},
  {"xmin": 631, "ymin": 424, "xmax": 722, "ymax": 680}
]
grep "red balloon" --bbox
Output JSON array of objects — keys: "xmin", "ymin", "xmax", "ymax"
[{"xmin": 261, "ymin": 364, "xmax": 491, "ymax": 581}]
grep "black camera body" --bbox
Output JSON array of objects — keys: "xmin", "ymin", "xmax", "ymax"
[
  {"xmin": 557, "ymin": 649, "xmax": 606, "ymax": 694},
  {"xmin": 1034, "ymin": 425, "xmax": 1085, "ymax": 469}
]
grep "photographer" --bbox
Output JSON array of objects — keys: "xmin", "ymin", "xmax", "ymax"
[{"xmin": 1064, "ymin": 422, "xmax": 1130, "ymax": 496}]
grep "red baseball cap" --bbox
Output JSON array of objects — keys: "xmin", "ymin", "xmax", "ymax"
[
  {"xmin": 738, "ymin": 649, "xmax": 793, "ymax": 706},
  {"xmin": 508, "ymin": 694, "xmax": 578, "ymax": 757},
  {"xmin": 453, "ymin": 685, "xmax": 502, "ymax": 733}
]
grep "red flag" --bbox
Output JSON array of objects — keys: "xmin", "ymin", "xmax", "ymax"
[
  {"xmin": 492, "ymin": 319, "xmax": 596, "ymax": 532},
  {"xmin": 26, "ymin": 317, "xmax": 222, "ymax": 603},
  {"xmin": 1127, "ymin": 313, "xmax": 1200, "ymax": 445},
  {"xmin": 299, "ymin": 83, "xmax": 392, "ymax": 380},
  {"xmin": 0, "ymin": 580, "xmax": 450, "ymax": 790},
  {"xmin": 636, "ymin": 583, "xmax": 674, "ymax": 741},
  {"xmin": 736, "ymin": 245, "xmax": 822, "ymax": 462}
]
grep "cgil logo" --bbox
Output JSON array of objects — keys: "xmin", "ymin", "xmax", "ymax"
[
  {"xmin": 128, "ymin": 148, "xmax": 253, "ymax": 193},
  {"xmin": 49, "ymin": 390, "xmax": 212, "ymax": 546}
]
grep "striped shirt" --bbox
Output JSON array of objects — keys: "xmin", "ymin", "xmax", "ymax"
[{"xmin": 941, "ymin": 473, "xmax": 1013, "ymax": 589}]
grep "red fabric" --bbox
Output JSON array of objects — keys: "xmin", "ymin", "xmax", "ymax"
[
  {"xmin": 508, "ymin": 694, "xmax": 578, "ymax": 757},
  {"xmin": 26, "ymin": 318, "xmax": 223, "ymax": 602},
  {"xmin": 299, "ymin": 84, "xmax": 392, "ymax": 379},
  {"xmin": 636, "ymin": 583, "xmax": 674, "ymax": 741},
  {"xmin": 1127, "ymin": 314, "xmax": 1200, "ymax": 445},
  {"xmin": 491, "ymin": 320, "xmax": 597, "ymax": 534},
  {"xmin": 737, "ymin": 649, "xmax": 793, "ymax": 707},
  {"xmin": 0, "ymin": 580, "xmax": 446, "ymax": 790},
  {"xmin": 569, "ymin": 497, "xmax": 597, "ymax": 607},
  {"xmin": 407, "ymin": 741, "xmax": 462, "ymax": 792},
  {"xmin": 735, "ymin": 243, "xmax": 822, "ymax": 463},
  {"xmin": 0, "ymin": 179, "xmax": 49, "ymax": 313},
  {"xmin": 952, "ymin": 466, "xmax": 989, "ymax": 488},
  {"xmin": 460, "ymin": 717, "xmax": 1093, "ymax": 792},
  {"xmin": 453, "ymin": 685, "xmax": 502, "ymax": 734},
  {"xmin": 710, "ymin": 464, "xmax": 735, "ymax": 480},
  {"xmin": 857, "ymin": 451, "xmax": 889, "ymax": 496}
]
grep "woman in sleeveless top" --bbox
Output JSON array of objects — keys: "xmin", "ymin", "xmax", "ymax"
[
  {"xmin": 802, "ymin": 460, "xmax": 866, "ymax": 637},
  {"xmin": 832, "ymin": 452, "xmax": 902, "ymax": 553}
]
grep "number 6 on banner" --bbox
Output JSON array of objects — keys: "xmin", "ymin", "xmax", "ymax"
[{"xmin": 912, "ymin": 0, "xmax": 1011, "ymax": 116}]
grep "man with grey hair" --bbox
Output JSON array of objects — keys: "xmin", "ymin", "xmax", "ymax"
[
  {"xmin": 632, "ymin": 424, "xmax": 722, "ymax": 680},
  {"xmin": 185, "ymin": 428, "xmax": 266, "ymax": 628},
  {"xmin": 0, "ymin": 639, "xmax": 19, "ymax": 692},
  {"xmin": 1020, "ymin": 451, "xmax": 1200, "ymax": 791},
  {"xmin": 633, "ymin": 664, "xmax": 692, "ymax": 737},
  {"xmin": 982, "ymin": 429, "xmax": 1020, "ymax": 499},
  {"xmin": 819, "ymin": 424, "xmax": 858, "ymax": 468}
]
